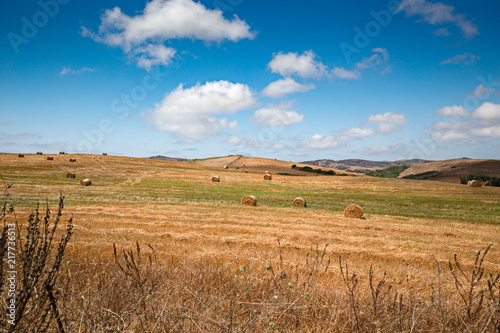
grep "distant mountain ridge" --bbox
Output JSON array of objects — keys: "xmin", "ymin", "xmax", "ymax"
[
  {"xmin": 300, "ymin": 159, "xmax": 431, "ymax": 173},
  {"xmin": 149, "ymin": 155, "xmax": 189, "ymax": 162}
]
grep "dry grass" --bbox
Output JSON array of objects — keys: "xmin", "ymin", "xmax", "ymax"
[{"xmin": 1, "ymin": 152, "xmax": 499, "ymax": 331}]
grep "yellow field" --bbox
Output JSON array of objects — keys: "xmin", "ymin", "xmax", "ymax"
[
  {"xmin": 2, "ymin": 152, "xmax": 500, "ymax": 331},
  {"xmin": 3, "ymin": 153, "xmax": 499, "ymax": 271}
]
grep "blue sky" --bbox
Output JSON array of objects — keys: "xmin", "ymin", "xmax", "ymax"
[{"xmin": 1, "ymin": 0, "xmax": 500, "ymax": 161}]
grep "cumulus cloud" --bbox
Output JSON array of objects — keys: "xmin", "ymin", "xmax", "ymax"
[
  {"xmin": 472, "ymin": 102, "xmax": 500, "ymax": 120},
  {"xmin": 261, "ymin": 78, "xmax": 315, "ymax": 98},
  {"xmin": 396, "ymin": 0, "xmax": 478, "ymax": 38},
  {"xmin": 146, "ymin": 80, "xmax": 256, "ymax": 141},
  {"xmin": 82, "ymin": 0, "xmax": 255, "ymax": 69},
  {"xmin": 440, "ymin": 53, "xmax": 480, "ymax": 66},
  {"xmin": 332, "ymin": 48, "xmax": 390, "ymax": 79},
  {"xmin": 364, "ymin": 112, "xmax": 408, "ymax": 134},
  {"xmin": 130, "ymin": 44, "xmax": 177, "ymax": 70},
  {"xmin": 60, "ymin": 67, "xmax": 95, "ymax": 76},
  {"xmin": 428, "ymin": 120, "xmax": 470, "ymax": 141},
  {"xmin": 268, "ymin": 50, "xmax": 328, "ymax": 79},
  {"xmin": 430, "ymin": 102, "xmax": 500, "ymax": 141},
  {"xmin": 249, "ymin": 101, "xmax": 304, "ymax": 127},
  {"xmin": 435, "ymin": 105, "xmax": 470, "ymax": 117}
]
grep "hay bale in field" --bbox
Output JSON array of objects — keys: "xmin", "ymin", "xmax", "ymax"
[
  {"xmin": 18, "ymin": 154, "xmax": 24, "ymax": 158},
  {"xmin": 244, "ymin": 170, "xmax": 248, "ymax": 173},
  {"xmin": 468, "ymin": 180, "xmax": 482, "ymax": 188},
  {"xmin": 69, "ymin": 158, "xmax": 76, "ymax": 162},
  {"xmin": 344, "ymin": 204, "xmax": 364, "ymax": 219},
  {"xmin": 293, "ymin": 197, "xmax": 307, "ymax": 207},
  {"xmin": 102, "ymin": 152, "xmax": 107, "ymax": 156},
  {"xmin": 47, "ymin": 156, "xmax": 54, "ymax": 161},
  {"xmin": 212, "ymin": 176, "xmax": 220, "ymax": 182},
  {"xmin": 80, "ymin": 178, "xmax": 92, "ymax": 186},
  {"xmin": 66, "ymin": 172, "xmax": 75, "ymax": 178},
  {"xmin": 59, "ymin": 151, "xmax": 65, "ymax": 154},
  {"xmin": 36, "ymin": 151, "xmax": 43, "ymax": 155},
  {"xmin": 241, "ymin": 195, "xmax": 257, "ymax": 206},
  {"xmin": 264, "ymin": 173, "xmax": 272, "ymax": 180},
  {"xmin": 223, "ymin": 165, "xmax": 228, "ymax": 169}
]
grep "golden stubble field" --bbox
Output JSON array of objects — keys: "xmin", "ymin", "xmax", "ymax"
[{"xmin": 2, "ymin": 152, "xmax": 499, "ymax": 278}]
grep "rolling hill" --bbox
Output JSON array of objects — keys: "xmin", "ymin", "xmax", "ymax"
[{"xmin": 301, "ymin": 158, "xmax": 429, "ymax": 173}]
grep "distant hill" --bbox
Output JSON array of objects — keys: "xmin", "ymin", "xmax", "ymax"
[
  {"xmin": 191, "ymin": 155, "xmax": 358, "ymax": 176},
  {"xmin": 301, "ymin": 159, "xmax": 430, "ymax": 173},
  {"xmin": 149, "ymin": 155, "xmax": 189, "ymax": 162},
  {"xmin": 398, "ymin": 158, "xmax": 500, "ymax": 184}
]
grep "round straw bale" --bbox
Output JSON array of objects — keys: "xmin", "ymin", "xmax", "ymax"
[
  {"xmin": 223, "ymin": 165, "xmax": 228, "ymax": 169},
  {"xmin": 293, "ymin": 197, "xmax": 307, "ymax": 207},
  {"xmin": 37, "ymin": 152, "xmax": 43, "ymax": 155},
  {"xmin": 468, "ymin": 180, "xmax": 482, "ymax": 188},
  {"xmin": 102, "ymin": 152, "xmax": 107, "ymax": 156},
  {"xmin": 47, "ymin": 156, "xmax": 54, "ymax": 161},
  {"xmin": 66, "ymin": 172, "xmax": 76, "ymax": 178},
  {"xmin": 69, "ymin": 158, "xmax": 76, "ymax": 162},
  {"xmin": 80, "ymin": 178, "xmax": 92, "ymax": 186},
  {"xmin": 18, "ymin": 154, "xmax": 24, "ymax": 158},
  {"xmin": 244, "ymin": 170, "xmax": 248, "ymax": 173},
  {"xmin": 241, "ymin": 195, "xmax": 257, "ymax": 206},
  {"xmin": 344, "ymin": 204, "xmax": 364, "ymax": 219},
  {"xmin": 212, "ymin": 176, "xmax": 220, "ymax": 182},
  {"xmin": 59, "ymin": 151, "xmax": 65, "ymax": 154},
  {"xmin": 264, "ymin": 173, "xmax": 272, "ymax": 180}
]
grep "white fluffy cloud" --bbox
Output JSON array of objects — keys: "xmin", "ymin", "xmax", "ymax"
[
  {"xmin": 249, "ymin": 101, "xmax": 304, "ymax": 127},
  {"xmin": 147, "ymin": 80, "xmax": 256, "ymax": 140},
  {"xmin": 268, "ymin": 51, "xmax": 328, "ymax": 79},
  {"xmin": 429, "ymin": 120, "xmax": 470, "ymax": 141},
  {"xmin": 435, "ymin": 105, "xmax": 470, "ymax": 117},
  {"xmin": 261, "ymin": 78, "xmax": 315, "ymax": 98},
  {"xmin": 82, "ymin": 0, "xmax": 254, "ymax": 69},
  {"xmin": 472, "ymin": 102, "xmax": 500, "ymax": 120},
  {"xmin": 344, "ymin": 128, "xmax": 376, "ymax": 137},
  {"xmin": 396, "ymin": 0, "xmax": 478, "ymax": 38},
  {"xmin": 364, "ymin": 112, "xmax": 408, "ymax": 134},
  {"xmin": 430, "ymin": 102, "xmax": 500, "ymax": 141}
]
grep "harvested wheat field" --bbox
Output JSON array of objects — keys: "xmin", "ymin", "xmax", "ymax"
[{"xmin": 1, "ymin": 152, "xmax": 499, "ymax": 331}]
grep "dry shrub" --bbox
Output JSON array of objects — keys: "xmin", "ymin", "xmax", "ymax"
[
  {"xmin": 52, "ymin": 241, "xmax": 499, "ymax": 332},
  {"xmin": 59, "ymin": 151, "xmax": 65, "ymax": 155},
  {"xmin": 66, "ymin": 172, "xmax": 75, "ymax": 179},
  {"xmin": 69, "ymin": 158, "xmax": 76, "ymax": 163},
  {"xmin": 344, "ymin": 204, "xmax": 364, "ymax": 219},
  {"xmin": 468, "ymin": 180, "xmax": 482, "ymax": 188},
  {"xmin": 264, "ymin": 174, "xmax": 272, "ymax": 180},
  {"xmin": 212, "ymin": 176, "xmax": 220, "ymax": 182},
  {"xmin": 293, "ymin": 197, "xmax": 307, "ymax": 207},
  {"xmin": 80, "ymin": 179, "xmax": 92, "ymax": 186},
  {"xmin": 47, "ymin": 156, "xmax": 54, "ymax": 161},
  {"xmin": 18, "ymin": 154, "xmax": 24, "ymax": 158},
  {"xmin": 241, "ymin": 195, "xmax": 257, "ymax": 206},
  {"xmin": 36, "ymin": 152, "xmax": 43, "ymax": 155}
]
